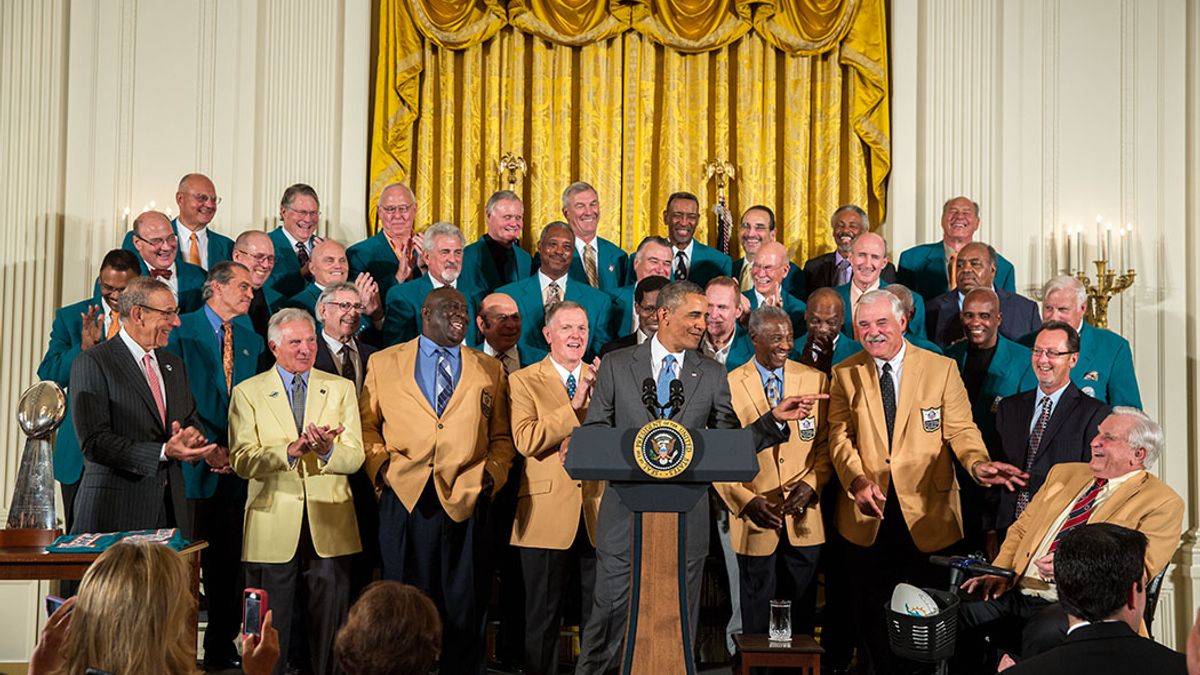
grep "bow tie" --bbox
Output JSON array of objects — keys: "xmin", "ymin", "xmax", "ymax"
[{"xmin": 150, "ymin": 268, "xmax": 173, "ymax": 280}]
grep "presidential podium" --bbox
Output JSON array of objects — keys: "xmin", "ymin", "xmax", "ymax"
[{"xmin": 566, "ymin": 421, "xmax": 759, "ymax": 675}]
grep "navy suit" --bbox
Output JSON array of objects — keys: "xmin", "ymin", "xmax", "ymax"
[
  {"xmin": 266, "ymin": 228, "xmax": 311, "ymax": 299},
  {"xmin": 672, "ymin": 241, "xmax": 732, "ymax": 288},
  {"xmin": 347, "ymin": 231, "xmax": 421, "ymax": 300},
  {"xmin": 1018, "ymin": 323, "xmax": 1142, "ymax": 408},
  {"xmin": 495, "ymin": 276, "xmax": 615, "ymax": 360},
  {"xmin": 534, "ymin": 237, "xmax": 629, "ymax": 295},
  {"xmin": 743, "ymin": 290, "xmax": 807, "ymax": 337},
  {"xmin": 802, "ymin": 251, "xmax": 896, "ymax": 292},
  {"xmin": 459, "ymin": 235, "xmax": 534, "ymax": 305},
  {"xmin": 834, "ymin": 280, "xmax": 927, "ymax": 339},
  {"xmin": 925, "ymin": 288, "xmax": 1041, "ymax": 348},
  {"xmin": 897, "ymin": 241, "xmax": 1017, "ymax": 300},
  {"xmin": 121, "ymin": 218, "xmax": 234, "ymax": 270},
  {"xmin": 382, "ymin": 276, "xmax": 478, "ymax": 346},
  {"xmin": 733, "ymin": 258, "xmax": 806, "ymax": 299}
]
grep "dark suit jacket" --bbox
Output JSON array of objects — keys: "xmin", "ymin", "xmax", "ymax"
[
  {"xmin": 802, "ymin": 251, "xmax": 895, "ymax": 293},
  {"xmin": 247, "ymin": 285, "xmax": 284, "ymax": 343},
  {"xmin": 458, "ymin": 235, "xmax": 534, "ymax": 305},
  {"xmin": 121, "ymin": 218, "xmax": 234, "ymax": 270},
  {"xmin": 992, "ymin": 382, "xmax": 1110, "ymax": 532},
  {"xmin": 1006, "ymin": 622, "xmax": 1186, "ymax": 675},
  {"xmin": 925, "ymin": 288, "xmax": 1041, "ymax": 348},
  {"xmin": 69, "ymin": 336, "xmax": 200, "ymax": 537},
  {"xmin": 672, "ymin": 241, "xmax": 732, "ymax": 288},
  {"xmin": 313, "ymin": 335, "xmax": 378, "ymax": 394},
  {"xmin": 600, "ymin": 332, "xmax": 643, "ymax": 356},
  {"xmin": 733, "ymin": 258, "xmax": 807, "ymax": 299}
]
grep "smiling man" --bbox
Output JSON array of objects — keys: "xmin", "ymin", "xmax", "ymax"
[
  {"xmin": 233, "ymin": 230, "xmax": 283, "ymax": 341},
  {"xmin": 361, "ymin": 287, "xmax": 515, "ymax": 675},
  {"xmin": 834, "ymin": 232, "xmax": 926, "ymax": 340},
  {"xmin": 129, "ymin": 210, "xmax": 207, "ymax": 312},
  {"xmin": 897, "ymin": 196, "xmax": 1017, "ymax": 300},
  {"xmin": 121, "ymin": 173, "xmax": 233, "ymax": 270},
  {"xmin": 731, "ymin": 205, "xmax": 806, "ymax": 296},
  {"xmin": 663, "ymin": 191, "xmax": 732, "ymax": 287},
  {"xmin": 268, "ymin": 183, "xmax": 323, "ymax": 298},
  {"xmin": 348, "ymin": 183, "xmax": 424, "ymax": 300},
  {"xmin": 554, "ymin": 181, "xmax": 628, "ymax": 293},
  {"xmin": 803, "ymin": 204, "xmax": 897, "ymax": 292},
  {"xmin": 925, "ymin": 241, "xmax": 1040, "ymax": 348},
  {"xmin": 744, "ymin": 241, "xmax": 807, "ymax": 337},
  {"xmin": 383, "ymin": 222, "xmax": 471, "ymax": 346},
  {"xmin": 459, "ymin": 190, "xmax": 534, "ymax": 304}
]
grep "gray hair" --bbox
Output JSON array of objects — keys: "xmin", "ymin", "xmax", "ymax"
[
  {"xmin": 857, "ymin": 288, "xmax": 905, "ymax": 324},
  {"xmin": 1110, "ymin": 406, "xmax": 1164, "ymax": 469},
  {"xmin": 485, "ymin": 190, "xmax": 521, "ymax": 217},
  {"xmin": 883, "ymin": 283, "xmax": 916, "ymax": 319},
  {"xmin": 545, "ymin": 300, "xmax": 586, "ymax": 328},
  {"xmin": 316, "ymin": 281, "xmax": 362, "ymax": 307},
  {"xmin": 1042, "ymin": 275, "xmax": 1088, "ymax": 308},
  {"xmin": 634, "ymin": 235, "xmax": 671, "ymax": 263},
  {"xmin": 561, "ymin": 181, "xmax": 597, "ymax": 210},
  {"xmin": 267, "ymin": 308, "xmax": 316, "ymax": 345},
  {"xmin": 748, "ymin": 305, "xmax": 790, "ymax": 337},
  {"xmin": 202, "ymin": 261, "xmax": 250, "ymax": 300},
  {"xmin": 117, "ymin": 277, "xmax": 172, "ymax": 319},
  {"xmin": 656, "ymin": 280, "xmax": 704, "ymax": 312},
  {"xmin": 943, "ymin": 195, "xmax": 980, "ymax": 215},
  {"xmin": 422, "ymin": 222, "xmax": 465, "ymax": 252},
  {"xmin": 831, "ymin": 204, "xmax": 869, "ymax": 229}
]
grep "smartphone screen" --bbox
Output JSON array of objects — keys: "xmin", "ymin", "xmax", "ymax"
[
  {"xmin": 243, "ymin": 591, "xmax": 263, "ymax": 636},
  {"xmin": 45, "ymin": 595, "xmax": 66, "ymax": 617}
]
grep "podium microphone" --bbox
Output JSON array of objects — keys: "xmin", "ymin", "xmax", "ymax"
[
  {"xmin": 668, "ymin": 379, "xmax": 684, "ymax": 415},
  {"xmin": 642, "ymin": 378, "xmax": 659, "ymax": 419}
]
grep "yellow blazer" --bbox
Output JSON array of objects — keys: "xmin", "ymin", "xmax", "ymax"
[
  {"xmin": 360, "ymin": 339, "xmax": 515, "ymax": 523},
  {"xmin": 716, "ymin": 359, "xmax": 831, "ymax": 556},
  {"xmin": 828, "ymin": 343, "xmax": 990, "ymax": 552},
  {"xmin": 508, "ymin": 356, "xmax": 603, "ymax": 549},
  {"xmin": 995, "ymin": 463, "xmax": 1183, "ymax": 584},
  {"xmin": 229, "ymin": 368, "xmax": 365, "ymax": 564}
]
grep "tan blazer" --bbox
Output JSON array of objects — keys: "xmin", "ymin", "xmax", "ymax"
[
  {"xmin": 995, "ymin": 463, "xmax": 1183, "ymax": 584},
  {"xmin": 360, "ymin": 339, "xmax": 515, "ymax": 523},
  {"xmin": 229, "ymin": 368, "xmax": 365, "ymax": 564},
  {"xmin": 716, "ymin": 359, "xmax": 831, "ymax": 556},
  {"xmin": 828, "ymin": 343, "xmax": 990, "ymax": 552},
  {"xmin": 508, "ymin": 356, "xmax": 603, "ymax": 549}
]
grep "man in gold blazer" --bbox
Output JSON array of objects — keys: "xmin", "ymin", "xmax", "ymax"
[
  {"xmin": 716, "ymin": 306, "xmax": 831, "ymax": 639},
  {"xmin": 360, "ymin": 287, "xmax": 515, "ymax": 675},
  {"xmin": 229, "ymin": 308, "xmax": 364, "ymax": 675},
  {"xmin": 829, "ymin": 290, "xmax": 1025, "ymax": 675},
  {"xmin": 509, "ymin": 301, "xmax": 604, "ymax": 675},
  {"xmin": 958, "ymin": 407, "xmax": 1184, "ymax": 665}
]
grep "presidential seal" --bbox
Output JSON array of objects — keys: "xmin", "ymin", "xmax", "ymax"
[{"xmin": 633, "ymin": 419, "xmax": 695, "ymax": 479}]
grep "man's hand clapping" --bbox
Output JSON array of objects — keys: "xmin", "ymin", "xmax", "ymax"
[{"xmin": 164, "ymin": 421, "xmax": 217, "ymax": 462}]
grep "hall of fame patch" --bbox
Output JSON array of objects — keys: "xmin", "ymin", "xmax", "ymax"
[{"xmin": 633, "ymin": 419, "xmax": 695, "ymax": 479}]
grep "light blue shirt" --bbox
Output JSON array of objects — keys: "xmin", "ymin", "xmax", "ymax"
[
  {"xmin": 416, "ymin": 335, "xmax": 461, "ymax": 410},
  {"xmin": 1029, "ymin": 382, "xmax": 1070, "ymax": 435},
  {"xmin": 752, "ymin": 358, "xmax": 785, "ymax": 395},
  {"xmin": 202, "ymin": 304, "xmax": 224, "ymax": 348},
  {"xmin": 276, "ymin": 365, "xmax": 310, "ymax": 410}
]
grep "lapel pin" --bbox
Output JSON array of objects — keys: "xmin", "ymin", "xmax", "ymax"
[
  {"xmin": 607, "ymin": 264, "xmax": 614, "ymax": 272},
  {"xmin": 163, "ymin": 364, "xmax": 173, "ymax": 372},
  {"xmin": 242, "ymin": 349, "xmax": 250, "ymax": 356},
  {"xmin": 269, "ymin": 391, "xmax": 279, "ymax": 398},
  {"xmin": 319, "ymin": 388, "xmax": 327, "ymax": 395}
]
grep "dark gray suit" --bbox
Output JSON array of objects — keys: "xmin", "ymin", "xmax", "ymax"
[
  {"xmin": 574, "ymin": 340, "xmax": 788, "ymax": 674},
  {"xmin": 69, "ymin": 336, "xmax": 199, "ymax": 538}
]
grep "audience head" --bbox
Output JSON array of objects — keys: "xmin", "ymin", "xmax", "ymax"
[
  {"xmin": 310, "ymin": 239, "xmax": 349, "ymax": 286},
  {"xmin": 334, "ymin": 581, "xmax": 441, "ymax": 675},
  {"xmin": 961, "ymin": 288, "xmax": 1001, "ymax": 350},
  {"xmin": 544, "ymin": 301, "xmax": 588, "ymax": 368},
  {"xmin": 279, "ymin": 183, "xmax": 321, "ymax": 243},
  {"xmin": 132, "ymin": 211, "xmax": 179, "ymax": 271},
  {"xmin": 537, "ymin": 222, "xmax": 575, "ymax": 279},
  {"xmin": 476, "ymin": 293, "xmax": 521, "ymax": 353},
  {"xmin": 175, "ymin": 173, "xmax": 219, "ymax": 232},
  {"xmin": 751, "ymin": 241, "xmax": 789, "ymax": 299},
  {"xmin": 233, "ymin": 230, "xmax": 276, "ymax": 289},
  {"xmin": 739, "ymin": 206, "xmax": 775, "ymax": 259},
  {"xmin": 422, "ymin": 287, "xmax": 469, "ymax": 347},
  {"xmin": 703, "ymin": 277, "xmax": 743, "ymax": 345},
  {"xmin": 1090, "ymin": 407, "xmax": 1163, "ymax": 479},
  {"xmin": 749, "ymin": 305, "xmax": 793, "ymax": 370},
  {"xmin": 850, "ymin": 232, "xmax": 888, "ymax": 289},
  {"xmin": 97, "ymin": 248, "xmax": 141, "ymax": 313},
  {"xmin": 805, "ymin": 287, "xmax": 845, "ymax": 344},
  {"xmin": 633, "ymin": 236, "xmax": 673, "ymax": 281},
  {"xmin": 377, "ymin": 183, "xmax": 417, "ymax": 242},
  {"xmin": 941, "ymin": 196, "xmax": 981, "ymax": 246},
  {"xmin": 317, "ymin": 282, "xmax": 365, "ymax": 343},
  {"xmin": 485, "ymin": 190, "xmax": 524, "ymax": 246},
  {"xmin": 562, "ymin": 182, "xmax": 600, "ymax": 243},
  {"xmin": 883, "ymin": 283, "xmax": 918, "ymax": 323},
  {"xmin": 655, "ymin": 280, "xmax": 707, "ymax": 352},
  {"xmin": 268, "ymin": 308, "xmax": 317, "ymax": 375},
  {"xmin": 663, "ymin": 192, "xmax": 701, "ymax": 248},
  {"xmin": 1055, "ymin": 524, "xmax": 1148, "ymax": 629},
  {"xmin": 1032, "ymin": 320, "xmax": 1080, "ymax": 393},
  {"xmin": 421, "ymin": 222, "xmax": 465, "ymax": 285},
  {"xmin": 203, "ymin": 261, "xmax": 254, "ymax": 320},
  {"xmin": 634, "ymin": 276, "xmax": 670, "ymax": 337},
  {"xmin": 1041, "ymin": 275, "xmax": 1088, "ymax": 328},
  {"xmin": 59, "ymin": 541, "xmax": 198, "ymax": 675},
  {"xmin": 855, "ymin": 289, "xmax": 906, "ymax": 359},
  {"xmin": 117, "ymin": 277, "xmax": 180, "ymax": 350},
  {"xmin": 954, "ymin": 241, "xmax": 997, "ymax": 291},
  {"xmin": 830, "ymin": 205, "xmax": 868, "ymax": 255}
]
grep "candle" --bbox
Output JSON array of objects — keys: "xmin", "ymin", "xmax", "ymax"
[
  {"xmin": 1105, "ymin": 222, "xmax": 1113, "ymax": 263},
  {"xmin": 1075, "ymin": 224, "xmax": 1083, "ymax": 271},
  {"xmin": 122, "ymin": 207, "xmax": 130, "ymax": 230}
]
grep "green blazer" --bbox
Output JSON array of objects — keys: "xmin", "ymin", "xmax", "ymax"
[
  {"xmin": 944, "ymin": 336, "xmax": 1037, "ymax": 453},
  {"xmin": 165, "ymin": 309, "xmax": 266, "ymax": 499},
  {"xmin": 834, "ymin": 280, "xmax": 927, "ymax": 340},
  {"xmin": 743, "ymin": 290, "xmax": 808, "ymax": 337},
  {"xmin": 459, "ymin": 235, "xmax": 533, "ymax": 305},
  {"xmin": 1018, "ymin": 322, "xmax": 1141, "ymax": 408},
  {"xmin": 540, "ymin": 236, "xmax": 628, "ymax": 295},
  {"xmin": 495, "ymin": 275, "xmax": 615, "ymax": 360},
  {"xmin": 382, "ymin": 275, "xmax": 479, "ymax": 347},
  {"xmin": 672, "ymin": 241, "xmax": 732, "ymax": 288},
  {"xmin": 732, "ymin": 258, "xmax": 807, "ymax": 300},
  {"xmin": 723, "ymin": 329, "xmax": 755, "ymax": 372},
  {"xmin": 897, "ymin": 241, "xmax": 1016, "ymax": 300},
  {"xmin": 347, "ymin": 231, "xmax": 421, "ymax": 300},
  {"xmin": 266, "ymin": 227, "xmax": 309, "ymax": 298},
  {"xmin": 121, "ymin": 218, "xmax": 234, "ymax": 270},
  {"xmin": 125, "ymin": 255, "xmax": 206, "ymax": 313}
]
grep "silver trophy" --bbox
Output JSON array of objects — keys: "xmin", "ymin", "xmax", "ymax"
[{"xmin": 6, "ymin": 381, "xmax": 66, "ymax": 530}]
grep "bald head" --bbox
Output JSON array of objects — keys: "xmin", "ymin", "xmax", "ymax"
[
  {"xmin": 751, "ymin": 241, "xmax": 790, "ymax": 297},
  {"xmin": 806, "ymin": 286, "xmax": 845, "ymax": 342},
  {"xmin": 310, "ymin": 239, "xmax": 349, "ymax": 286},
  {"xmin": 476, "ymin": 292, "xmax": 522, "ymax": 354},
  {"xmin": 232, "ymin": 230, "xmax": 275, "ymax": 287},
  {"xmin": 850, "ymin": 231, "xmax": 888, "ymax": 288}
]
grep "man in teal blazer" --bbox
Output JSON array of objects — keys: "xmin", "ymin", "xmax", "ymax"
[
  {"xmin": 742, "ymin": 241, "xmax": 807, "ymax": 337},
  {"xmin": 1019, "ymin": 275, "xmax": 1142, "ymax": 408},
  {"xmin": 548, "ymin": 181, "xmax": 629, "ymax": 294},
  {"xmin": 897, "ymin": 196, "xmax": 1016, "ymax": 300},
  {"xmin": 267, "ymin": 183, "xmax": 323, "ymax": 298},
  {"xmin": 665, "ymin": 191, "xmax": 732, "ymax": 287},
  {"xmin": 730, "ymin": 205, "xmax": 805, "ymax": 298},
  {"xmin": 835, "ymin": 233, "xmax": 926, "ymax": 340},
  {"xmin": 128, "ymin": 210, "xmax": 207, "ymax": 313},
  {"xmin": 347, "ymin": 183, "xmax": 423, "ymax": 301},
  {"xmin": 382, "ymin": 223, "xmax": 476, "ymax": 346},
  {"xmin": 496, "ymin": 223, "xmax": 615, "ymax": 359},
  {"xmin": 120, "ymin": 174, "xmax": 233, "ymax": 271},
  {"xmin": 37, "ymin": 249, "xmax": 141, "ymax": 532},
  {"xmin": 837, "ymin": 282, "xmax": 927, "ymax": 340},
  {"xmin": 701, "ymin": 277, "xmax": 754, "ymax": 371},
  {"xmin": 789, "ymin": 288, "xmax": 862, "ymax": 369},
  {"xmin": 163, "ymin": 261, "xmax": 266, "ymax": 670},
  {"xmin": 611, "ymin": 236, "xmax": 673, "ymax": 336},
  {"xmin": 459, "ymin": 190, "xmax": 534, "ymax": 304}
]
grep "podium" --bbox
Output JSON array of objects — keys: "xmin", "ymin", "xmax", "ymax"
[{"xmin": 566, "ymin": 421, "xmax": 759, "ymax": 674}]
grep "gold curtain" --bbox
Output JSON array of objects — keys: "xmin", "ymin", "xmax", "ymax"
[{"xmin": 369, "ymin": 0, "xmax": 890, "ymax": 262}]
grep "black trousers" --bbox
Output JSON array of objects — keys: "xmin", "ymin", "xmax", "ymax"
[
  {"xmin": 816, "ymin": 479, "xmax": 854, "ymax": 670},
  {"xmin": 244, "ymin": 512, "xmax": 352, "ymax": 675},
  {"xmin": 380, "ymin": 479, "xmax": 492, "ymax": 675},
  {"xmin": 520, "ymin": 518, "xmax": 597, "ymax": 675},
  {"xmin": 957, "ymin": 591, "xmax": 1067, "ymax": 671},
  {"xmin": 60, "ymin": 480, "xmax": 79, "ymax": 535},
  {"xmin": 195, "ymin": 474, "xmax": 247, "ymax": 664},
  {"xmin": 346, "ymin": 467, "xmax": 380, "ymax": 599},
  {"xmin": 493, "ymin": 457, "xmax": 527, "ymax": 668},
  {"xmin": 737, "ymin": 539, "xmax": 821, "ymax": 637}
]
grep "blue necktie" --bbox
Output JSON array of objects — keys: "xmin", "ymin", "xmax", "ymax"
[
  {"xmin": 435, "ymin": 348, "xmax": 454, "ymax": 416},
  {"xmin": 657, "ymin": 354, "xmax": 677, "ymax": 419},
  {"xmin": 765, "ymin": 374, "xmax": 781, "ymax": 407},
  {"xmin": 566, "ymin": 373, "xmax": 577, "ymax": 399}
]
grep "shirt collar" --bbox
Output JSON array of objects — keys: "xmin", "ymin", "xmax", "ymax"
[
  {"xmin": 322, "ymin": 330, "xmax": 354, "ymax": 353},
  {"xmin": 674, "ymin": 240, "xmax": 695, "ymax": 261},
  {"xmin": 419, "ymin": 334, "xmax": 460, "ymax": 358},
  {"xmin": 280, "ymin": 227, "xmax": 310, "ymax": 252},
  {"xmin": 538, "ymin": 270, "xmax": 568, "ymax": 292},
  {"xmin": 574, "ymin": 236, "xmax": 597, "ymax": 257},
  {"xmin": 753, "ymin": 358, "xmax": 785, "ymax": 387},
  {"xmin": 275, "ymin": 364, "xmax": 309, "ymax": 390},
  {"xmin": 118, "ymin": 328, "xmax": 153, "ymax": 362},
  {"xmin": 651, "ymin": 334, "xmax": 686, "ymax": 369},
  {"xmin": 1036, "ymin": 380, "xmax": 1071, "ymax": 407},
  {"xmin": 549, "ymin": 355, "xmax": 583, "ymax": 386},
  {"xmin": 202, "ymin": 304, "xmax": 224, "ymax": 335},
  {"xmin": 872, "ymin": 339, "xmax": 907, "ymax": 374}
]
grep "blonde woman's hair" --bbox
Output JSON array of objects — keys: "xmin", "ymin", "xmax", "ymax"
[{"xmin": 59, "ymin": 541, "xmax": 199, "ymax": 675}]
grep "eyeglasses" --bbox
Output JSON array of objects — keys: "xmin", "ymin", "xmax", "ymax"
[
  {"xmin": 135, "ymin": 233, "xmax": 179, "ymax": 248},
  {"xmin": 287, "ymin": 206, "xmax": 321, "ymax": 219},
  {"xmin": 136, "ymin": 303, "xmax": 180, "ymax": 319},
  {"xmin": 380, "ymin": 204, "xmax": 415, "ymax": 216},
  {"xmin": 187, "ymin": 193, "xmax": 222, "ymax": 205},
  {"xmin": 322, "ymin": 301, "xmax": 366, "ymax": 312},
  {"xmin": 1031, "ymin": 348, "xmax": 1077, "ymax": 359},
  {"xmin": 235, "ymin": 249, "xmax": 276, "ymax": 265}
]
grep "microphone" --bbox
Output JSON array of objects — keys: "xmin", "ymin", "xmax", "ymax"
[
  {"xmin": 668, "ymin": 379, "xmax": 684, "ymax": 415},
  {"xmin": 641, "ymin": 378, "xmax": 659, "ymax": 419}
]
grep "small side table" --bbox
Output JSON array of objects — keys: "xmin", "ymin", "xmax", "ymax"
[{"xmin": 733, "ymin": 633, "xmax": 823, "ymax": 675}]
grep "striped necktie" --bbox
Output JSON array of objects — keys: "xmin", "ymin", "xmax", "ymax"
[
  {"xmin": 435, "ymin": 348, "xmax": 455, "ymax": 416},
  {"xmin": 1048, "ymin": 478, "xmax": 1109, "ymax": 553},
  {"xmin": 583, "ymin": 243, "xmax": 598, "ymax": 286},
  {"xmin": 1015, "ymin": 396, "xmax": 1053, "ymax": 515}
]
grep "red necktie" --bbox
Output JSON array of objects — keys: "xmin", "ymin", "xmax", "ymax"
[
  {"xmin": 150, "ymin": 268, "xmax": 173, "ymax": 280},
  {"xmin": 142, "ymin": 353, "xmax": 167, "ymax": 428},
  {"xmin": 1048, "ymin": 478, "xmax": 1108, "ymax": 553}
]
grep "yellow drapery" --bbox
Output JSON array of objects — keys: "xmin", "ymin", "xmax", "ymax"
[{"xmin": 369, "ymin": 0, "xmax": 889, "ymax": 262}]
